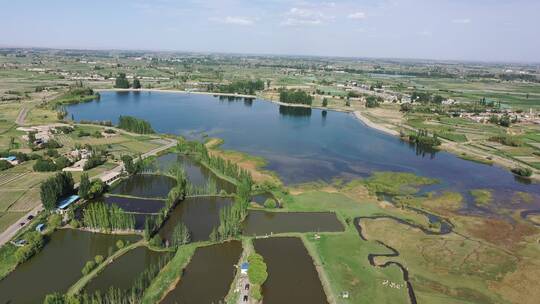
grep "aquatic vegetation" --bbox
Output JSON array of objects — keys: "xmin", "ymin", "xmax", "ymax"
[
  {"xmin": 470, "ymin": 189, "xmax": 493, "ymax": 205},
  {"xmin": 364, "ymin": 171, "xmax": 438, "ymax": 196}
]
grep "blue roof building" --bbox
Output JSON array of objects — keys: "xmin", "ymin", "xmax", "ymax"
[
  {"xmin": 241, "ymin": 262, "xmax": 249, "ymax": 274},
  {"xmin": 57, "ymin": 195, "xmax": 80, "ymax": 211},
  {"xmin": 4, "ymin": 156, "xmax": 17, "ymax": 162}
]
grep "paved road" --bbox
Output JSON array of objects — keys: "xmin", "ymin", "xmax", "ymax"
[
  {"xmin": 0, "ymin": 138, "xmax": 177, "ymax": 247},
  {"xmin": 0, "ymin": 205, "xmax": 43, "ymax": 246}
]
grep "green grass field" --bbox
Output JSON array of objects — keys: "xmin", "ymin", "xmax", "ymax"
[{"xmin": 0, "ymin": 212, "xmax": 25, "ymax": 232}]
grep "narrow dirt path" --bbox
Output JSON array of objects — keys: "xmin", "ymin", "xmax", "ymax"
[{"xmin": 15, "ymin": 107, "xmax": 28, "ymax": 125}]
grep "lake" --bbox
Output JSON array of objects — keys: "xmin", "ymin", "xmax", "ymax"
[{"xmin": 67, "ymin": 91, "xmax": 539, "ymax": 207}]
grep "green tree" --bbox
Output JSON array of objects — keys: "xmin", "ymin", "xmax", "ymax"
[
  {"xmin": 366, "ymin": 95, "xmax": 380, "ymax": 108},
  {"xmin": 87, "ymin": 179, "xmax": 106, "ymax": 199},
  {"xmin": 279, "ymin": 89, "xmax": 313, "ymax": 105},
  {"xmin": 118, "ymin": 115, "xmax": 154, "ymax": 134},
  {"xmin": 40, "ymin": 172, "xmax": 75, "ymax": 210},
  {"xmin": 78, "ymin": 173, "xmax": 90, "ymax": 199},
  {"xmin": 322, "ymin": 98, "xmax": 328, "ymax": 107},
  {"xmin": 114, "ymin": 73, "xmax": 130, "ymax": 89},
  {"xmin": 132, "ymin": 77, "xmax": 142, "ymax": 89},
  {"xmin": 122, "ymin": 155, "xmax": 138, "ymax": 174},
  {"xmin": 171, "ymin": 222, "xmax": 191, "ymax": 247}
]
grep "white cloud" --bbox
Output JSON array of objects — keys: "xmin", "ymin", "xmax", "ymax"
[
  {"xmin": 418, "ymin": 30, "xmax": 433, "ymax": 37},
  {"xmin": 452, "ymin": 18, "xmax": 471, "ymax": 24},
  {"xmin": 281, "ymin": 18, "xmax": 322, "ymax": 26},
  {"xmin": 210, "ymin": 16, "xmax": 254, "ymax": 26},
  {"xmin": 348, "ymin": 12, "xmax": 366, "ymax": 19},
  {"xmin": 281, "ymin": 7, "xmax": 333, "ymax": 26}
]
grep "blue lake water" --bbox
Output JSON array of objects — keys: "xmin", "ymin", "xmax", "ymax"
[{"xmin": 66, "ymin": 91, "xmax": 539, "ymax": 206}]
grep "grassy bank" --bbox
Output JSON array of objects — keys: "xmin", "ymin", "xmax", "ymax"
[
  {"xmin": 141, "ymin": 242, "xmax": 200, "ymax": 303},
  {"xmin": 67, "ymin": 241, "xmax": 144, "ymax": 296}
]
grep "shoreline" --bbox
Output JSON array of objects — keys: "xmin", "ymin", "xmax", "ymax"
[
  {"xmin": 353, "ymin": 111, "xmax": 401, "ymax": 136},
  {"xmin": 97, "ymin": 88, "xmax": 257, "ymax": 99}
]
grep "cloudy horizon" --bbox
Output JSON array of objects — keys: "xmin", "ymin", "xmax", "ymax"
[{"xmin": 1, "ymin": 0, "xmax": 539, "ymax": 63}]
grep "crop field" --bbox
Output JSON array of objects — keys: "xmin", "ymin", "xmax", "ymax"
[{"xmin": 0, "ymin": 212, "xmax": 25, "ymax": 233}]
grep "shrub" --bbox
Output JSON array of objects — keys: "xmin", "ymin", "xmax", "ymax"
[
  {"xmin": 77, "ymin": 130, "xmax": 90, "ymax": 137},
  {"xmin": 70, "ymin": 219, "xmax": 80, "ymax": 228},
  {"xmin": 0, "ymin": 160, "xmax": 13, "ymax": 171},
  {"xmin": 488, "ymin": 135, "xmax": 523, "ymax": 147},
  {"xmin": 250, "ymin": 284, "xmax": 262, "ymax": 301},
  {"xmin": 366, "ymin": 95, "xmax": 380, "ymax": 108},
  {"xmin": 54, "ymin": 156, "xmax": 71, "ymax": 170},
  {"xmin": 263, "ymin": 198, "xmax": 277, "ymax": 209},
  {"xmin": 81, "ymin": 260, "xmax": 96, "ymax": 275},
  {"xmin": 94, "ymin": 255, "xmax": 104, "ymax": 264},
  {"xmin": 33, "ymin": 158, "xmax": 57, "ymax": 172},
  {"xmin": 83, "ymin": 154, "xmax": 105, "ymax": 171},
  {"xmin": 43, "ymin": 140, "xmax": 62, "ymax": 149},
  {"xmin": 511, "ymin": 167, "xmax": 532, "ymax": 177},
  {"xmin": 14, "ymin": 232, "xmax": 44, "ymax": 264},
  {"xmin": 247, "ymin": 253, "xmax": 268, "ymax": 285},
  {"xmin": 149, "ymin": 235, "xmax": 163, "ymax": 247},
  {"xmin": 116, "ymin": 240, "xmax": 125, "ymax": 249},
  {"xmin": 45, "ymin": 148, "xmax": 59, "ymax": 158},
  {"xmin": 47, "ymin": 213, "xmax": 63, "ymax": 230}
]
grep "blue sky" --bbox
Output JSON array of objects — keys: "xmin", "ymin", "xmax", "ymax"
[{"xmin": 1, "ymin": 0, "xmax": 539, "ymax": 62}]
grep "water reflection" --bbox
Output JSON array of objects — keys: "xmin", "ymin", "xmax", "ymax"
[{"xmin": 279, "ymin": 105, "xmax": 312, "ymax": 117}]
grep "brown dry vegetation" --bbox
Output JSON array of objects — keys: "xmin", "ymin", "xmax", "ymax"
[
  {"xmin": 207, "ymin": 147, "xmax": 280, "ymax": 184},
  {"xmin": 464, "ymin": 217, "xmax": 538, "ymax": 251},
  {"xmin": 361, "ymin": 217, "xmax": 533, "ymax": 304}
]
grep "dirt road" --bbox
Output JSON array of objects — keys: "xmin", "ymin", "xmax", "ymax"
[{"xmin": 15, "ymin": 107, "xmax": 28, "ymax": 125}]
